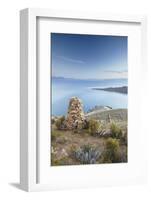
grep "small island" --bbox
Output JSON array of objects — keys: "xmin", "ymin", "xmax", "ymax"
[{"xmin": 92, "ymin": 86, "xmax": 128, "ymax": 94}]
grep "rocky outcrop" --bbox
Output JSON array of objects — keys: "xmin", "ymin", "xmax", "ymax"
[{"xmin": 65, "ymin": 97, "xmax": 86, "ymax": 130}]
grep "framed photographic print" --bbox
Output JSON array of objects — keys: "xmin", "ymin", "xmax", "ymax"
[{"xmin": 20, "ymin": 8, "xmax": 147, "ymax": 191}]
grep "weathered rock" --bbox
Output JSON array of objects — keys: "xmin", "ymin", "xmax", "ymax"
[{"xmin": 65, "ymin": 97, "xmax": 86, "ymax": 130}]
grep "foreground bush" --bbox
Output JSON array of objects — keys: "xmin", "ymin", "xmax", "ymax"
[
  {"xmin": 51, "ymin": 156, "xmax": 70, "ymax": 166},
  {"xmin": 119, "ymin": 147, "xmax": 127, "ymax": 162},
  {"xmin": 120, "ymin": 131, "xmax": 128, "ymax": 145},
  {"xmin": 103, "ymin": 138, "xmax": 120, "ymax": 163},
  {"xmin": 88, "ymin": 119, "xmax": 101, "ymax": 135},
  {"xmin": 51, "ymin": 130, "xmax": 62, "ymax": 141},
  {"xmin": 55, "ymin": 116, "xmax": 65, "ymax": 130},
  {"xmin": 110, "ymin": 122, "xmax": 123, "ymax": 139},
  {"xmin": 73, "ymin": 144, "xmax": 101, "ymax": 164},
  {"xmin": 83, "ymin": 119, "xmax": 90, "ymax": 129}
]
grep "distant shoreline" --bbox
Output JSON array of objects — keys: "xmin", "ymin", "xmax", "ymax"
[
  {"xmin": 92, "ymin": 86, "xmax": 128, "ymax": 94},
  {"xmin": 52, "ymin": 76, "xmax": 128, "ymax": 82}
]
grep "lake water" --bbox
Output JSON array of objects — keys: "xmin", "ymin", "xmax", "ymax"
[{"xmin": 52, "ymin": 78, "xmax": 128, "ymax": 116}]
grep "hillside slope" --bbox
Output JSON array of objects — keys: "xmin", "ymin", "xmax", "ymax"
[
  {"xmin": 85, "ymin": 108, "xmax": 128, "ymax": 132},
  {"xmin": 86, "ymin": 108, "xmax": 127, "ymax": 121}
]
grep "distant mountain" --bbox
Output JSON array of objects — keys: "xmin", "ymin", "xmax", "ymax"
[{"xmin": 52, "ymin": 76, "xmax": 65, "ymax": 79}]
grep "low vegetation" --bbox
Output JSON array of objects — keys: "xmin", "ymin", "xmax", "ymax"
[
  {"xmin": 55, "ymin": 116, "xmax": 65, "ymax": 130},
  {"xmin": 88, "ymin": 119, "xmax": 101, "ymax": 135},
  {"xmin": 120, "ymin": 131, "xmax": 128, "ymax": 145},
  {"xmin": 110, "ymin": 122, "xmax": 123, "ymax": 139},
  {"xmin": 73, "ymin": 144, "xmax": 102, "ymax": 164},
  {"xmin": 51, "ymin": 130, "xmax": 62, "ymax": 141},
  {"xmin": 51, "ymin": 109, "xmax": 128, "ymax": 166},
  {"xmin": 102, "ymin": 138, "xmax": 120, "ymax": 163},
  {"xmin": 51, "ymin": 155, "xmax": 70, "ymax": 166}
]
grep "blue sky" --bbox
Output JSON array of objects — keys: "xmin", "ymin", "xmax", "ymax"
[{"xmin": 51, "ymin": 33, "xmax": 128, "ymax": 80}]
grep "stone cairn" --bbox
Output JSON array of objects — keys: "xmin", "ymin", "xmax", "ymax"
[{"xmin": 65, "ymin": 97, "xmax": 86, "ymax": 130}]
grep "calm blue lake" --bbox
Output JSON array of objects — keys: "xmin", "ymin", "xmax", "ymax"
[{"xmin": 52, "ymin": 78, "xmax": 128, "ymax": 116}]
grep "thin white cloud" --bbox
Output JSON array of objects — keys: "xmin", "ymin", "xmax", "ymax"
[
  {"xmin": 103, "ymin": 70, "xmax": 128, "ymax": 79},
  {"xmin": 56, "ymin": 55, "xmax": 85, "ymax": 64},
  {"xmin": 104, "ymin": 70, "xmax": 127, "ymax": 73}
]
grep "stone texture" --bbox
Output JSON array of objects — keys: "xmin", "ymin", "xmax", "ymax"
[{"xmin": 65, "ymin": 97, "xmax": 86, "ymax": 130}]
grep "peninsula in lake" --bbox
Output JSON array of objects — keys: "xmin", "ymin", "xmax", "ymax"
[
  {"xmin": 51, "ymin": 33, "xmax": 128, "ymax": 166},
  {"xmin": 92, "ymin": 86, "xmax": 128, "ymax": 94}
]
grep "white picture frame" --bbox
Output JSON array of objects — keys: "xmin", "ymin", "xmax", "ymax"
[{"xmin": 20, "ymin": 8, "xmax": 147, "ymax": 192}]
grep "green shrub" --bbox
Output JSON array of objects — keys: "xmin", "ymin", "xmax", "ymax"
[
  {"xmin": 120, "ymin": 131, "xmax": 128, "ymax": 145},
  {"xmin": 119, "ymin": 147, "xmax": 127, "ymax": 162},
  {"xmin": 88, "ymin": 119, "xmax": 101, "ymax": 135},
  {"xmin": 55, "ymin": 116, "xmax": 65, "ymax": 130},
  {"xmin": 51, "ymin": 156, "xmax": 70, "ymax": 166},
  {"xmin": 51, "ymin": 130, "xmax": 62, "ymax": 141},
  {"xmin": 103, "ymin": 138, "xmax": 120, "ymax": 163},
  {"xmin": 110, "ymin": 122, "xmax": 123, "ymax": 139}
]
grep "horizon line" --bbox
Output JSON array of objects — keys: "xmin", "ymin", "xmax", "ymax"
[{"xmin": 52, "ymin": 76, "xmax": 128, "ymax": 81}]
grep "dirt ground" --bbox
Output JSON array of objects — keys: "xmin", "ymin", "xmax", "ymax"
[{"xmin": 51, "ymin": 127, "xmax": 127, "ymax": 166}]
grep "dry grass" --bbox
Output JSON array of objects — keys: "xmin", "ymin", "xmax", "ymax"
[{"xmin": 51, "ymin": 109, "xmax": 128, "ymax": 166}]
